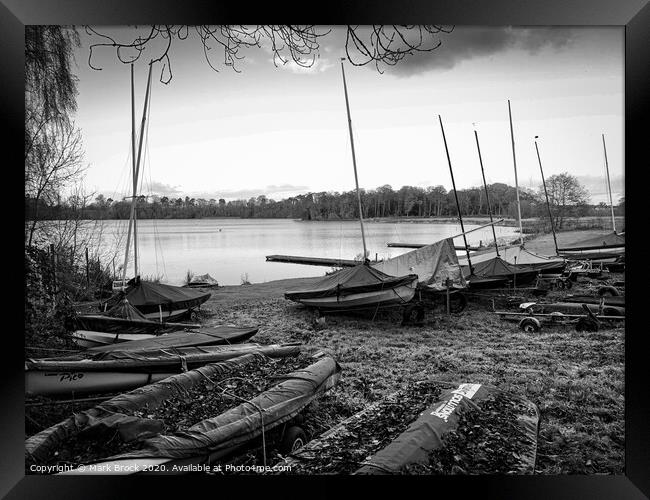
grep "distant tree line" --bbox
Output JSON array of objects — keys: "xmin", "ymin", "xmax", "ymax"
[{"xmin": 27, "ymin": 174, "xmax": 624, "ymax": 229}]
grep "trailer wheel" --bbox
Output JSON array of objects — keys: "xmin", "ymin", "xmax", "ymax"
[
  {"xmin": 564, "ymin": 279, "xmax": 573, "ymax": 290},
  {"xmin": 280, "ymin": 426, "xmax": 307, "ymax": 454},
  {"xmin": 575, "ymin": 318, "xmax": 599, "ymax": 332},
  {"xmin": 448, "ymin": 293, "xmax": 468, "ymax": 313},
  {"xmin": 598, "ymin": 286, "xmax": 619, "ymax": 297},
  {"xmin": 602, "ymin": 306, "xmax": 623, "ymax": 317},
  {"xmin": 556, "ymin": 280, "xmax": 565, "ymax": 290},
  {"xmin": 519, "ymin": 317, "xmax": 541, "ymax": 333},
  {"xmin": 402, "ymin": 304, "xmax": 425, "ymax": 326}
]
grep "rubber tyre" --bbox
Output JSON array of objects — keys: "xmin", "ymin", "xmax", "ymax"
[
  {"xmin": 602, "ymin": 306, "xmax": 623, "ymax": 317},
  {"xmin": 598, "ymin": 286, "xmax": 619, "ymax": 297},
  {"xmin": 564, "ymin": 279, "xmax": 573, "ymax": 290},
  {"xmin": 576, "ymin": 318, "xmax": 599, "ymax": 332},
  {"xmin": 519, "ymin": 317, "xmax": 541, "ymax": 333},
  {"xmin": 556, "ymin": 280, "xmax": 565, "ymax": 290},
  {"xmin": 280, "ymin": 426, "xmax": 307, "ymax": 454},
  {"xmin": 448, "ymin": 293, "xmax": 468, "ymax": 313}
]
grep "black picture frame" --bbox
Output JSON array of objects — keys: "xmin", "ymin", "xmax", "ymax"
[{"xmin": 5, "ymin": 1, "xmax": 648, "ymax": 498}]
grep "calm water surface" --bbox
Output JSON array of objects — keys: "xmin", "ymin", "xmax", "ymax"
[{"xmin": 96, "ymin": 218, "xmax": 518, "ymax": 286}]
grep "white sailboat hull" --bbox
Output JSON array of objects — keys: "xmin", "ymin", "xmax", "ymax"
[
  {"xmin": 71, "ymin": 330, "xmax": 158, "ymax": 348},
  {"xmin": 25, "ymin": 370, "xmax": 173, "ymax": 396}
]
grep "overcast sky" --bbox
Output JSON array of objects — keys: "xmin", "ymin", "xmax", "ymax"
[{"xmin": 71, "ymin": 26, "xmax": 624, "ymax": 205}]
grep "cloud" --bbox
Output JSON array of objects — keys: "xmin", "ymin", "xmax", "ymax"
[
  {"xmin": 140, "ymin": 181, "xmax": 184, "ymax": 198},
  {"xmin": 185, "ymin": 184, "xmax": 312, "ymax": 201},
  {"xmin": 348, "ymin": 26, "xmax": 577, "ymax": 77}
]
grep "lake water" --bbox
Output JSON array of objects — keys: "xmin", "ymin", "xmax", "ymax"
[{"xmin": 94, "ymin": 218, "xmax": 519, "ymax": 286}]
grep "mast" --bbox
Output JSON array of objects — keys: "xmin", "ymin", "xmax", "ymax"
[
  {"xmin": 439, "ymin": 115, "xmax": 473, "ymax": 274},
  {"xmin": 534, "ymin": 136, "xmax": 559, "ymax": 255},
  {"xmin": 340, "ymin": 59, "xmax": 368, "ymax": 262},
  {"xmin": 132, "ymin": 64, "xmax": 138, "ymax": 278},
  {"xmin": 602, "ymin": 134, "xmax": 616, "ymax": 233},
  {"xmin": 508, "ymin": 100, "xmax": 524, "ymax": 245},
  {"xmin": 121, "ymin": 62, "xmax": 153, "ymax": 283},
  {"xmin": 474, "ymin": 127, "xmax": 500, "ymax": 256}
]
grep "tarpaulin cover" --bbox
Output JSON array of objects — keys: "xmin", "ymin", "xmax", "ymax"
[
  {"xmin": 188, "ymin": 274, "xmax": 219, "ymax": 286},
  {"xmin": 372, "ymin": 238, "xmax": 466, "ymax": 291},
  {"xmin": 25, "ymin": 343, "xmax": 299, "ymax": 373},
  {"xmin": 87, "ymin": 325, "xmax": 259, "ymax": 353},
  {"xmin": 355, "ymin": 383, "xmax": 539, "ymax": 475},
  {"xmin": 285, "ymin": 263, "xmax": 417, "ymax": 301},
  {"xmin": 463, "ymin": 257, "xmax": 539, "ymax": 280},
  {"xmin": 558, "ymin": 232, "xmax": 625, "ymax": 251},
  {"xmin": 101, "ymin": 278, "xmax": 211, "ymax": 315},
  {"xmin": 25, "ymin": 353, "xmax": 270, "ymax": 464},
  {"xmin": 107, "ymin": 356, "xmax": 341, "ymax": 462},
  {"xmin": 459, "ymin": 246, "xmax": 565, "ymax": 272},
  {"xmin": 75, "ymin": 298, "xmax": 182, "ymax": 334}
]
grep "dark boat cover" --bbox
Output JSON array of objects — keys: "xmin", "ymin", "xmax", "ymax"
[
  {"xmin": 25, "ymin": 353, "xmax": 271, "ymax": 463},
  {"xmin": 558, "ymin": 232, "xmax": 624, "ymax": 251},
  {"xmin": 355, "ymin": 383, "xmax": 539, "ymax": 475},
  {"xmin": 104, "ymin": 356, "xmax": 341, "ymax": 462},
  {"xmin": 86, "ymin": 326, "xmax": 259, "ymax": 353},
  {"xmin": 25, "ymin": 343, "xmax": 299, "ymax": 373},
  {"xmin": 100, "ymin": 277, "xmax": 211, "ymax": 315},
  {"xmin": 75, "ymin": 299, "xmax": 183, "ymax": 334},
  {"xmin": 464, "ymin": 257, "xmax": 539, "ymax": 285},
  {"xmin": 285, "ymin": 263, "xmax": 417, "ymax": 301}
]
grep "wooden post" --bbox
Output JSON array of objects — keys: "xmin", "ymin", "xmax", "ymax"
[
  {"xmin": 49, "ymin": 243, "xmax": 56, "ymax": 296},
  {"xmin": 85, "ymin": 247, "xmax": 90, "ymax": 288},
  {"xmin": 446, "ymin": 278, "xmax": 451, "ymax": 316}
]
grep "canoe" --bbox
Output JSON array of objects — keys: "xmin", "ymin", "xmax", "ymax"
[
  {"xmin": 74, "ymin": 325, "xmax": 258, "ymax": 350},
  {"xmin": 25, "ymin": 353, "xmax": 273, "ymax": 464},
  {"xmin": 25, "ymin": 343, "xmax": 299, "ymax": 396},
  {"xmin": 58, "ymin": 355, "xmax": 341, "ymax": 474}
]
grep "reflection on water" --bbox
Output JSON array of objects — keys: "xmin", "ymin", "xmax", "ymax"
[{"xmin": 92, "ymin": 218, "xmax": 518, "ymax": 286}]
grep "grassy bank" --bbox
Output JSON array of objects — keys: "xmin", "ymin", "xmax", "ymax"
[{"xmin": 26, "ymin": 229, "xmax": 624, "ymax": 474}]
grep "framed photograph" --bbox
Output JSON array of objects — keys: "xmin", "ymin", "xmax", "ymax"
[{"xmin": 8, "ymin": 1, "xmax": 648, "ymax": 498}]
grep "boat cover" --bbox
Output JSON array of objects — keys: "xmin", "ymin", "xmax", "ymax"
[
  {"xmin": 285, "ymin": 263, "xmax": 417, "ymax": 301},
  {"xmin": 86, "ymin": 326, "xmax": 259, "ymax": 353},
  {"xmin": 463, "ymin": 257, "xmax": 538, "ymax": 280},
  {"xmin": 101, "ymin": 278, "xmax": 211, "ymax": 315},
  {"xmin": 25, "ymin": 353, "xmax": 271, "ymax": 463},
  {"xmin": 558, "ymin": 232, "xmax": 625, "ymax": 252},
  {"xmin": 102, "ymin": 356, "xmax": 341, "ymax": 462},
  {"xmin": 188, "ymin": 274, "xmax": 219, "ymax": 287},
  {"xmin": 75, "ymin": 298, "xmax": 181, "ymax": 334},
  {"xmin": 458, "ymin": 245, "xmax": 565, "ymax": 272},
  {"xmin": 355, "ymin": 383, "xmax": 539, "ymax": 475},
  {"xmin": 372, "ymin": 238, "xmax": 466, "ymax": 291},
  {"xmin": 25, "ymin": 343, "xmax": 298, "ymax": 373}
]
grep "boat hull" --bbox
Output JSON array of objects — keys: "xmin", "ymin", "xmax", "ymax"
[
  {"xmin": 71, "ymin": 330, "xmax": 158, "ymax": 348},
  {"xmin": 292, "ymin": 282, "xmax": 417, "ymax": 309},
  {"xmin": 26, "ymin": 370, "xmax": 173, "ymax": 397}
]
